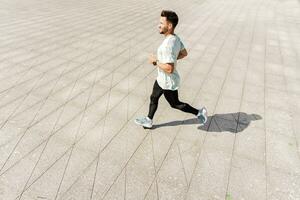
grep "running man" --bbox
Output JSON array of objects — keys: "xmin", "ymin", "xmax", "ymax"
[{"xmin": 135, "ymin": 10, "xmax": 207, "ymax": 129}]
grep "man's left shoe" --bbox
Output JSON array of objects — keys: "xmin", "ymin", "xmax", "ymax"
[
  {"xmin": 197, "ymin": 107, "xmax": 208, "ymax": 125},
  {"xmin": 134, "ymin": 116, "xmax": 153, "ymax": 129}
]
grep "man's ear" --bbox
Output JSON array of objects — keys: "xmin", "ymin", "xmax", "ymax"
[{"xmin": 167, "ymin": 22, "xmax": 173, "ymax": 30}]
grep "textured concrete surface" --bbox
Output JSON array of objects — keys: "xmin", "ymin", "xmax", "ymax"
[{"xmin": 0, "ymin": 0, "xmax": 300, "ymax": 199}]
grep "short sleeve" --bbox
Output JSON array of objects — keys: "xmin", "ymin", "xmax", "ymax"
[{"xmin": 180, "ymin": 40, "xmax": 185, "ymax": 50}]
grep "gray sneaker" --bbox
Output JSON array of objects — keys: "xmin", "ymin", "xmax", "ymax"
[
  {"xmin": 197, "ymin": 107, "xmax": 207, "ymax": 125},
  {"xmin": 134, "ymin": 116, "xmax": 153, "ymax": 128}
]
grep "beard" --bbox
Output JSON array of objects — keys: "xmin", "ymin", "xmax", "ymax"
[{"xmin": 159, "ymin": 27, "xmax": 167, "ymax": 34}]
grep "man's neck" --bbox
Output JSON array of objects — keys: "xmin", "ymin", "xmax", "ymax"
[{"xmin": 164, "ymin": 30, "xmax": 175, "ymax": 37}]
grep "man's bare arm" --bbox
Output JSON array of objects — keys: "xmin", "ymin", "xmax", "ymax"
[
  {"xmin": 149, "ymin": 54, "xmax": 174, "ymax": 74},
  {"xmin": 157, "ymin": 62, "xmax": 174, "ymax": 74},
  {"xmin": 177, "ymin": 48, "xmax": 188, "ymax": 60}
]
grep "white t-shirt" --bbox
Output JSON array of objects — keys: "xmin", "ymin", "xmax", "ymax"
[{"xmin": 156, "ymin": 34, "xmax": 185, "ymax": 91}]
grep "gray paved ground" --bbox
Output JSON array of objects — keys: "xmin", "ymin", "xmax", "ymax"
[{"xmin": 0, "ymin": 0, "xmax": 300, "ymax": 199}]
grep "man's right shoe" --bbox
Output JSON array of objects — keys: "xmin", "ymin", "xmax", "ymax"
[
  {"xmin": 197, "ymin": 107, "xmax": 208, "ymax": 125},
  {"xmin": 134, "ymin": 116, "xmax": 153, "ymax": 129}
]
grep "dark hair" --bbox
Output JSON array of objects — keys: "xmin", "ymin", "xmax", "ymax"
[{"xmin": 161, "ymin": 10, "xmax": 179, "ymax": 29}]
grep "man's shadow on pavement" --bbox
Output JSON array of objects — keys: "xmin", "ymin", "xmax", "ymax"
[{"xmin": 152, "ymin": 112, "xmax": 262, "ymax": 133}]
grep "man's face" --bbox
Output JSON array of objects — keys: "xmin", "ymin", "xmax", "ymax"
[{"xmin": 159, "ymin": 17, "xmax": 170, "ymax": 34}]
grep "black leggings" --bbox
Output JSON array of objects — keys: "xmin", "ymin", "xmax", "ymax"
[{"xmin": 147, "ymin": 81, "xmax": 198, "ymax": 119}]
